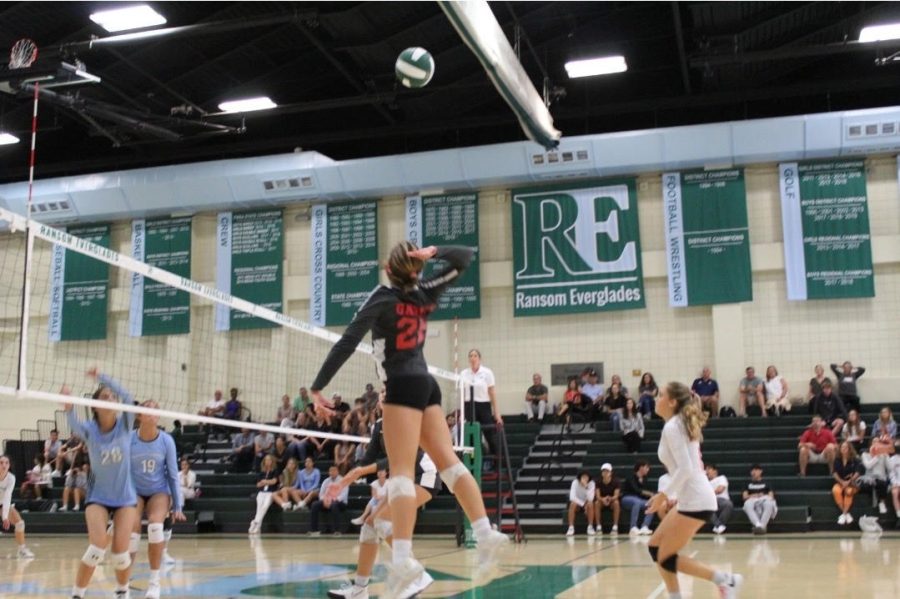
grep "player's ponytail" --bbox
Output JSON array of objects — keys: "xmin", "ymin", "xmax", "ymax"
[
  {"xmin": 668, "ymin": 381, "xmax": 707, "ymax": 442},
  {"xmin": 386, "ymin": 241, "xmax": 424, "ymax": 290}
]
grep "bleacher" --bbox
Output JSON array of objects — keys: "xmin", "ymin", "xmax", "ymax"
[{"xmin": 3, "ymin": 404, "xmax": 897, "ymax": 536}]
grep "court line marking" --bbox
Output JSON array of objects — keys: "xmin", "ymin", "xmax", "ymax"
[
  {"xmin": 560, "ymin": 538, "xmax": 623, "ymax": 566},
  {"xmin": 645, "ymin": 550, "xmax": 698, "ymax": 599}
]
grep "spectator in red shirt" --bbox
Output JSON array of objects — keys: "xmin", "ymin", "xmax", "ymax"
[{"xmin": 799, "ymin": 415, "xmax": 838, "ymax": 476}]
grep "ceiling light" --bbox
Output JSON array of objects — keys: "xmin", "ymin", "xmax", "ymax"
[
  {"xmin": 565, "ymin": 55, "xmax": 628, "ymax": 78},
  {"xmin": 218, "ymin": 96, "xmax": 277, "ymax": 113},
  {"xmin": 0, "ymin": 132, "xmax": 20, "ymax": 145},
  {"xmin": 859, "ymin": 22, "xmax": 900, "ymax": 42},
  {"xmin": 90, "ymin": 5, "xmax": 167, "ymax": 33}
]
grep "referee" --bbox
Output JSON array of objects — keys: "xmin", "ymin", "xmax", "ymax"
[{"xmin": 459, "ymin": 349, "xmax": 503, "ymax": 459}]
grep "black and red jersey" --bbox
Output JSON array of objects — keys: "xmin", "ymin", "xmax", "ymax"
[{"xmin": 311, "ymin": 246, "xmax": 473, "ymax": 391}]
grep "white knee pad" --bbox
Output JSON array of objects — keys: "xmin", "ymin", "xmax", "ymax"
[
  {"xmin": 147, "ymin": 522, "xmax": 165, "ymax": 544},
  {"xmin": 387, "ymin": 476, "xmax": 416, "ymax": 503},
  {"xmin": 359, "ymin": 523, "xmax": 378, "ymax": 545},
  {"xmin": 374, "ymin": 518, "xmax": 393, "ymax": 541},
  {"xmin": 164, "ymin": 529, "xmax": 172, "ymax": 543},
  {"xmin": 14, "ymin": 520, "xmax": 24, "ymax": 532},
  {"xmin": 110, "ymin": 551, "xmax": 132, "ymax": 571},
  {"xmin": 129, "ymin": 532, "xmax": 141, "ymax": 554},
  {"xmin": 440, "ymin": 462, "xmax": 470, "ymax": 494},
  {"xmin": 81, "ymin": 544, "xmax": 106, "ymax": 567}
]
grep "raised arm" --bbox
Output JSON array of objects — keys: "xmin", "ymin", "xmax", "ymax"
[{"xmin": 418, "ymin": 246, "xmax": 475, "ymax": 301}]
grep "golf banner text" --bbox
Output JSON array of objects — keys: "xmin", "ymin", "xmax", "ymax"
[
  {"xmin": 511, "ymin": 180, "xmax": 644, "ymax": 316},
  {"xmin": 779, "ymin": 160, "xmax": 874, "ymax": 300},
  {"xmin": 129, "ymin": 217, "xmax": 192, "ymax": 336},
  {"xmin": 216, "ymin": 210, "xmax": 284, "ymax": 330},
  {"xmin": 405, "ymin": 193, "xmax": 481, "ymax": 319},
  {"xmin": 49, "ymin": 224, "xmax": 110, "ymax": 341},
  {"xmin": 310, "ymin": 201, "xmax": 379, "ymax": 326},
  {"xmin": 662, "ymin": 169, "xmax": 752, "ymax": 306}
]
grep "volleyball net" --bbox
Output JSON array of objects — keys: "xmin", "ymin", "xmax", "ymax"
[{"xmin": 0, "ymin": 207, "xmax": 463, "ymax": 446}]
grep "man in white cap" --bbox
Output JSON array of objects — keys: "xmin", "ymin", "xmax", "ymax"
[{"xmin": 595, "ymin": 463, "xmax": 621, "ymax": 535}]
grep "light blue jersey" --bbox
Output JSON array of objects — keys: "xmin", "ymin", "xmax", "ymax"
[
  {"xmin": 66, "ymin": 374, "xmax": 137, "ymax": 508},
  {"xmin": 131, "ymin": 429, "xmax": 182, "ymax": 511},
  {"xmin": 297, "ymin": 467, "xmax": 320, "ymax": 492}
]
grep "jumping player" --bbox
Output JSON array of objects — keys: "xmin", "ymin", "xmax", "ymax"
[
  {"xmin": 646, "ymin": 382, "xmax": 743, "ymax": 599},
  {"xmin": 311, "ymin": 243, "xmax": 508, "ymax": 597},
  {"xmin": 64, "ymin": 369, "xmax": 139, "ymax": 599},
  {"xmin": 130, "ymin": 399, "xmax": 185, "ymax": 599},
  {"xmin": 0, "ymin": 454, "xmax": 35, "ymax": 558}
]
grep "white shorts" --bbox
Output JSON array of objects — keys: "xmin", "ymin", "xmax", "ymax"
[{"xmin": 807, "ymin": 451, "xmax": 829, "ymax": 464}]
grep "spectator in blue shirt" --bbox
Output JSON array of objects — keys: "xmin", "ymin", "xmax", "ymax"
[
  {"xmin": 308, "ymin": 465, "xmax": 349, "ymax": 535},
  {"xmin": 691, "ymin": 367, "xmax": 720, "ymax": 418},
  {"xmin": 276, "ymin": 457, "xmax": 321, "ymax": 510}
]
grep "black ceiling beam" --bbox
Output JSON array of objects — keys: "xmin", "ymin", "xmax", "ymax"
[{"xmin": 689, "ymin": 39, "xmax": 900, "ymax": 67}]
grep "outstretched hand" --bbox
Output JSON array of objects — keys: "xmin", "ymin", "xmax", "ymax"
[
  {"xmin": 172, "ymin": 511, "xmax": 187, "ymax": 523},
  {"xmin": 86, "ymin": 367, "xmax": 99, "ymax": 379},
  {"xmin": 311, "ymin": 390, "xmax": 334, "ymax": 416},
  {"xmin": 407, "ymin": 245, "xmax": 437, "ymax": 261}
]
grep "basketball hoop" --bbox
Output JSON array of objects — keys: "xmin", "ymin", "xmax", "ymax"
[{"xmin": 9, "ymin": 38, "xmax": 38, "ymax": 69}]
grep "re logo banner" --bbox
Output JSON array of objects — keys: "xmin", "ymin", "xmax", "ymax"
[{"xmin": 512, "ymin": 180, "xmax": 645, "ymax": 316}]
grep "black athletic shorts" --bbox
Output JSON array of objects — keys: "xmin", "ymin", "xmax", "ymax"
[
  {"xmin": 385, "ymin": 375, "xmax": 442, "ymax": 411},
  {"xmin": 678, "ymin": 509, "xmax": 715, "ymax": 522},
  {"xmin": 86, "ymin": 502, "xmax": 136, "ymax": 514},
  {"xmin": 416, "ymin": 470, "xmax": 443, "ymax": 498}
]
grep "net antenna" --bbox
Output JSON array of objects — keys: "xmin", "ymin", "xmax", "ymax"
[{"xmin": 9, "ymin": 38, "xmax": 38, "ymax": 69}]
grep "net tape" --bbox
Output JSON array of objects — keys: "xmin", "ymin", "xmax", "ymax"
[{"xmin": 0, "ymin": 207, "xmax": 470, "ymax": 450}]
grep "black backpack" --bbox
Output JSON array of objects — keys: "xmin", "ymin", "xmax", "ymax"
[{"xmin": 719, "ymin": 406, "xmax": 737, "ymax": 418}]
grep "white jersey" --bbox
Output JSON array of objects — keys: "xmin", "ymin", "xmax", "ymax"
[
  {"xmin": 459, "ymin": 366, "xmax": 495, "ymax": 403},
  {"xmin": 569, "ymin": 479, "xmax": 595, "ymax": 507},
  {"xmin": 657, "ymin": 417, "xmax": 716, "ymax": 512},
  {"xmin": 657, "ymin": 473, "xmax": 675, "ymax": 500},
  {"xmin": 0, "ymin": 472, "xmax": 15, "ymax": 520}
]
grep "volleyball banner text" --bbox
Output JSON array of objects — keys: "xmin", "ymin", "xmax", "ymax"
[
  {"xmin": 406, "ymin": 193, "xmax": 481, "ymax": 320},
  {"xmin": 511, "ymin": 180, "xmax": 645, "ymax": 316},
  {"xmin": 663, "ymin": 168, "xmax": 752, "ymax": 307}
]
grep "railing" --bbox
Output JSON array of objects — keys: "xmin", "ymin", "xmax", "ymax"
[
  {"xmin": 531, "ymin": 410, "xmax": 592, "ymax": 508},
  {"xmin": 481, "ymin": 422, "xmax": 525, "ymax": 543}
]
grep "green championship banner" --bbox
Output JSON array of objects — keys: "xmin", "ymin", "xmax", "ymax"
[
  {"xmin": 129, "ymin": 217, "xmax": 192, "ymax": 336},
  {"xmin": 662, "ymin": 169, "xmax": 752, "ymax": 306},
  {"xmin": 511, "ymin": 180, "xmax": 644, "ymax": 316},
  {"xmin": 779, "ymin": 160, "xmax": 874, "ymax": 300},
  {"xmin": 48, "ymin": 224, "xmax": 110, "ymax": 341},
  {"xmin": 405, "ymin": 193, "xmax": 481, "ymax": 319},
  {"xmin": 215, "ymin": 209, "xmax": 283, "ymax": 330},
  {"xmin": 310, "ymin": 201, "xmax": 379, "ymax": 326}
]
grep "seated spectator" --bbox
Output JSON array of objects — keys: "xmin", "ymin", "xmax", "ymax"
[
  {"xmin": 179, "ymin": 457, "xmax": 198, "ymax": 501},
  {"xmin": 559, "ymin": 378, "xmax": 588, "ymax": 424},
  {"xmin": 362, "ymin": 383, "xmax": 380, "ymax": 412},
  {"xmin": 271, "ymin": 436, "xmax": 291, "ymax": 471},
  {"xmin": 566, "ymin": 470, "xmax": 596, "ymax": 536},
  {"xmin": 621, "ymin": 460, "xmax": 654, "ymax": 535},
  {"xmin": 333, "ymin": 438, "xmax": 356, "ymax": 474},
  {"xmin": 807, "ymin": 365, "xmax": 831, "ymax": 414},
  {"xmin": 594, "ymin": 463, "xmax": 620, "ymax": 535},
  {"xmin": 199, "ymin": 390, "xmax": 226, "ymax": 418},
  {"xmin": 226, "ymin": 428, "xmax": 255, "ymax": 473},
  {"xmin": 223, "ymin": 388, "xmax": 243, "ymax": 420},
  {"xmin": 738, "ymin": 366, "xmax": 765, "ymax": 418},
  {"xmin": 253, "ymin": 429, "xmax": 275, "ymax": 472},
  {"xmin": 580, "ymin": 370, "xmax": 604, "ymax": 418},
  {"xmin": 620, "ymin": 398, "xmax": 644, "ymax": 454},
  {"xmin": 763, "ymin": 366, "xmax": 790, "ymax": 415},
  {"xmin": 706, "ymin": 464, "xmax": 733, "ymax": 534},
  {"xmin": 272, "ymin": 458, "xmax": 300, "ymax": 511},
  {"xmin": 44, "ymin": 429, "xmax": 62, "ymax": 476},
  {"xmin": 276, "ymin": 394, "xmax": 295, "ymax": 425},
  {"xmin": 603, "ymin": 384, "xmax": 627, "ymax": 432},
  {"xmin": 656, "ymin": 467, "xmax": 676, "ymax": 520},
  {"xmin": 525, "ymin": 373, "xmax": 549, "ymax": 422},
  {"xmin": 343, "ymin": 400, "xmax": 370, "ymax": 438},
  {"xmin": 841, "ymin": 409, "xmax": 867, "ymax": 453},
  {"xmin": 609, "ymin": 374, "xmax": 631, "ymax": 398},
  {"xmin": 20, "ymin": 454, "xmax": 51, "ymax": 500},
  {"xmin": 309, "ymin": 465, "xmax": 349, "ymax": 536},
  {"xmin": 637, "ymin": 373, "xmax": 658, "ymax": 420},
  {"xmin": 171, "ymin": 420, "xmax": 185, "ymax": 457},
  {"xmin": 294, "ymin": 457, "xmax": 322, "ymax": 510},
  {"xmin": 832, "ymin": 441, "xmax": 862, "ymax": 525},
  {"xmin": 332, "ymin": 393, "xmax": 350, "ymax": 415},
  {"xmin": 59, "ymin": 460, "xmax": 88, "ymax": 512},
  {"xmin": 811, "ymin": 380, "xmax": 847, "ymax": 436},
  {"xmin": 248, "ymin": 454, "xmax": 281, "ymax": 534},
  {"xmin": 859, "ymin": 449, "xmax": 890, "ymax": 515},
  {"xmin": 54, "ymin": 434, "xmax": 84, "ymax": 477},
  {"xmin": 890, "ymin": 453, "xmax": 900, "ymax": 519},
  {"xmin": 691, "ymin": 367, "xmax": 720, "ymax": 418},
  {"xmin": 446, "ymin": 412, "xmax": 458, "ymax": 441},
  {"xmin": 831, "ymin": 361, "xmax": 865, "ymax": 413},
  {"xmin": 742, "ymin": 464, "xmax": 777, "ymax": 535},
  {"xmin": 871, "ymin": 407, "xmax": 898, "ymax": 440},
  {"xmin": 799, "ymin": 415, "xmax": 838, "ymax": 476},
  {"xmin": 351, "ymin": 467, "xmax": 387, "ymax": 526},
  {"xmin": 870, "ymin": 424, "xmax": 896, "ymax": 459}
]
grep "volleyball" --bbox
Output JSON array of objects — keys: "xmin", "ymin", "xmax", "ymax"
[{"xmin": 395, "ymin": 47, "xmax": 435, "ymax": 88}]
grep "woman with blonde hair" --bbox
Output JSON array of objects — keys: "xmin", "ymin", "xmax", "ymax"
[
  {"xmin": 646, "ymin": 382, "xmax": 743, "ymax": 599},
  {"xmin": 764, "ymin": 366, "xmax": 790, "ymax": 415}
]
